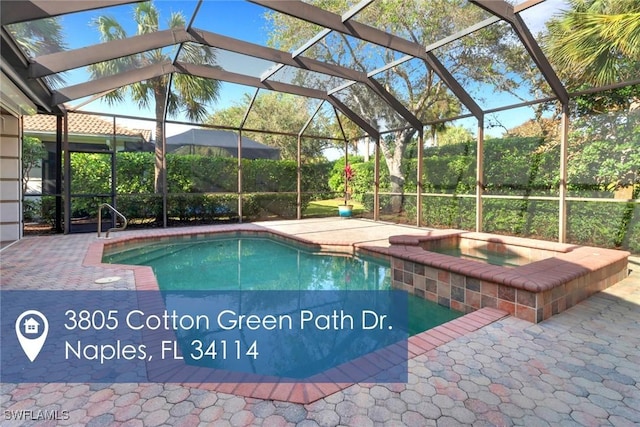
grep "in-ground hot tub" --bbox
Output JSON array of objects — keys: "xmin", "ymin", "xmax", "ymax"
[
  {"xmin": 378, "ymin": 230, "xmax": 629, "ymax": 323},
  {"xmin": 414, "ymin": 233, "xmax": 558, "ymax": 267}
]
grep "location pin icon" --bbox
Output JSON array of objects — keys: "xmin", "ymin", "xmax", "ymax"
[{"xmin": 15, "ymin": 310, "xmax": 49, "ymax": 362}]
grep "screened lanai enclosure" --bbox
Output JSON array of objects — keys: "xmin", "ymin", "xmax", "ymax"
[{"xmin": 2, "ymin": 0, "xmax": 639, "ymax": 251}]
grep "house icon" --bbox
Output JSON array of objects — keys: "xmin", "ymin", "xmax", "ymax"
[{"xmin": 24, "ymin": 317, "xmax": 39, "ymax": 334}]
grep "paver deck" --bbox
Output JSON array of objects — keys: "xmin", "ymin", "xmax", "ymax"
[{"xmin": 1, "ymin": 218, "xmax": 639, "ymax": 426}]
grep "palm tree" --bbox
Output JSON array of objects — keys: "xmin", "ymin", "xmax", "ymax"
[
  {"xmin": 88, "ymin": 1, "xmax": 220, "ymax": 193},
  {"xmin": 545, "ymin": 0, "xmax": 640, "ymax": 88},
  {"xmin": 8, "ymin": 18, "xmax": 66, "ymax": 87},
  {"xmin": 9, "ymin": 18, "xmax": 66, "ymax": 56}
]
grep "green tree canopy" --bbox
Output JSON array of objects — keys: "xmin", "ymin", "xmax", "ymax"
[
  {"xmin": 545, "ymin": 0, "xmax": 640, "ymax": 88},
  {"xmin": 21, "ymin": 136, "xmax": 47, "ymax": 195},
  {"xmin": 8, "ymin": 18, "xmax": 66, "ymax": 87},
  {"xmin": 431, "ymin": 126, "xmax": 475, "ymax": 147},
  {"xmin": 208, "ymin": 92, "xmax": 332, "ymax": 161},
  {"xmin": 543, "ymin": 2, "xmax": 639, "ymax": 192}
]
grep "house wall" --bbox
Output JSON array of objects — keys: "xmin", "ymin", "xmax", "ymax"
[{"xmin": 0, "ymin": 111, "xmax": 22, "ymax": 248}]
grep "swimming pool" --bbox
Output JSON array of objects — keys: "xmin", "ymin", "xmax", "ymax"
[{"xmin": 104, "ymin": 235, "xmax": 462, "ymax": 335}]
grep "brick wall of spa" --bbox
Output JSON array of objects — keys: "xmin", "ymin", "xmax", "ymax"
[{"xmin": 391, "ymin": 257, "xmax": 628, "ymax": 324}]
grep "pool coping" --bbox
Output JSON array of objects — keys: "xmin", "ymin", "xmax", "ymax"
[{"xmin": 83, "ymin": 225, "xmax": 509, "ymax": 403}]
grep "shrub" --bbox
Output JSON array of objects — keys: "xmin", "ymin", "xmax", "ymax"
[
  {"xmin": 23, "ymin": 198, "xmax": 40, "ymax": 222},
  {"xmin": 115, "ymin": 195, "xmax": 162, "ymax": 225},
  {"xmin": 244, "ymin": 193, "xmax": 310, "ymax": 219},
  {"xmin": 483, "ymin": 199, "xmax": 558, "ymax": 240},
  {"xmin": 167, "ymin": 193, "xmax": 239, "ymax": 221},
  {"xmin": 422, "ymin": 196, "xmax": 476, "ymax": 230},
  {"xmin": 567, "ymin": 201, "xmax": 633, "ymax": 248},
  {"xmin": 40, "ymin": 196, "xmax": 57, "ymax": 225},
  {"xmin": 302, "ymin": 161, "xmax": 333, "ymax": 200}
]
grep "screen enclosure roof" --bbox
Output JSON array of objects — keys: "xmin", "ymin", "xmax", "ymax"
[{"xmin": 1, "ymin": 0, "xmax": 633, "ymax": 139}]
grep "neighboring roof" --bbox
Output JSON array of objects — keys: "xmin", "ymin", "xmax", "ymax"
[
  {"xmin": 166, "ymin": 129, "xmax": 276, "ymax": 151},
  {"xmin": 23, "ymin": 112, "xmax": 151, "ymax": 142}
]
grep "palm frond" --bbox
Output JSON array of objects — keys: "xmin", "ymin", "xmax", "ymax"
[
  {"xmin": 9, "ymin": 18, "xmax": 67, "ymax": 87},
  {"xmin": 92, "ymin": 15, "xmax": 127, "ymax": 42},
  {"xmin": 130, "ymin": 81, "xmax": 152, "ymax": 110},
  {"xmin": 171, "ymin": 74, "xmax": 220, "ymax": 121},
  {"xmin": 134, "ymin": 1, "xmax": 159, "ymax": 35},
  {"xmin": 99, "ymin": 89, "xmax": 127, "ymax": 106},
  {"xmin": 10, "ymin": 18, "xmax": 66, "ymax": 57},
  {"xmin": 169, "ymin": 11, "xmax": 186, "ymax": 29},
  {"xmin": 546, "ymin": 4, "xmax": 640, "ymax": 87},
  {"xmin": 179, "ymin": 42, "xmax": 218, "ymax": 66}
]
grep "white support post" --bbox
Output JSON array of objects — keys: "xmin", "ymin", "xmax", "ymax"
[
  {"xmin": 297, "ymin": 134, "xmax": 302, "ymax": 219},
  {"xmin": 237, "ymin": 130, "xmax": 243, "ymax": 223},
  {"xmin": 374, "ymin": 137, "xmax": 380, "ymax": 221},
  {"xmin": 417, "ymin": 129, "xmax": 424, "ymax": 227},
  {"xmin": 476, "ymin": 115, "xmax": 484, "ymax": 232},
  {"xmin": 559, "ymin": 103, "xmax": 569, "ymax": 242}
]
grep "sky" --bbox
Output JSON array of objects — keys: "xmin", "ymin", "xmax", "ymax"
[{"xmin": 40, "ymin": 0, "xmax": 568, "ymax": 152}]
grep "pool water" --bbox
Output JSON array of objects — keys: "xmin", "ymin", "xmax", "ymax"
[
  {"xmin": 431, "ymin": 247, "xmax": 526, "ymax": 267},
  {"xmin": 104, "ymin": 236, "xmax": 462, "ymax": 335}
]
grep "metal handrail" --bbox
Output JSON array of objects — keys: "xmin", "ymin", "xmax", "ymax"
[{"xmin": 97, "ymin": 203, "xmax": 127, "ymax": 238}]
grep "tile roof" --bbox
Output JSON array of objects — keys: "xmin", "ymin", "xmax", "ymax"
[{"xmin": 23, "ymin": 112, "xmax": 151, "ymax": 142}]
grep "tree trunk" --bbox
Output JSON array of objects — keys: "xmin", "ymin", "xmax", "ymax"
[
  {"xmin": 380, "ymin": 129, "xmax": 415, "ymax": 213},
  {"xmin": 154, "ymin": 121, "xmax": 164, "ymax": 194},
  {"xmin": 387, "ymin": 155, "xmax": 405, "ymax": 213},
  {"xmin": 364, "ymin": 136, "xmax": 370, "ymax": 162},
  {"xmin": 154, "ymin": 83, "xmax": 167, "ymax": 194}
]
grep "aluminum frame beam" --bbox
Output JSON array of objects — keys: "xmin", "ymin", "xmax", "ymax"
[
  {"xmin": 52, "ymin": 61, "xmax": 176, "ymax": 105},
  {"xmin": 249, "ymin": 0, "xmax": 425, "ymax": 57},
  {"xmin": 262, "ymin": 0, "xmax": 373, "ymax": 81},
  {"xmin": 14, "ymin": 0, "xmax": 573, "ymax": 142},
  {"xmin": 341, "ymin": 0, "xmax": 544, "ymax": 85},
  {"xmin": 193, "ymin": 28, "xmax": 423, "ymax": 130},
  {"xmin": 49, "ymin": 52, "xmax": 379, "ymax": 140},
  {"xmin": 347, "ymin": 17, "xmax": 501, "ymax": 98},
  {"xmin": 181, "ymin": 62, "xmax": 378, "ymax": 138},
  {"xmin": 328, "ymin": 95, "xmax": 379, "ymax": 139},
  {"xmin": 30, "ymin": 28, "xmax": 192, "ymax": 78},
  {"xmin": 367, "ymin": 78, "xmax": 423, "ymax": 130},
  {"xmin": 51, "ymin": 61, "xmax": 324, "ymax": 107},
  {"xmin": 1, "ymin": 27, "xmax": 58, "ymax": 113},
  {"xmin": 1, "ymin": 1, "xmax": 143, "ymax": 26},
  {"xmin": 424, "ymin": 53, "xmax": 483, "ymax": 119},
  {"xmin": 240, "ymin": 89, "xmax": 260, "ymax": 130},
  {"xmin": 190, "ymin": 29, "xmax": 362, "ymax": 82},
  {"xmin": 28, "ymin": 21, "xmax": 421, "ymax": 131},
  {"xmin": 175, "ymin": 62, "xmax": 327, "ymax": 100},
  {"xmin": 261, "ymin": 28, "xmax": 331, "ymax": 81},
  {"xmin": 470, "ymin": 0, "xmax": 569, "ymax": 104}
]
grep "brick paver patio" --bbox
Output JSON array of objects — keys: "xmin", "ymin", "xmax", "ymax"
[{"xmin": 1, "ymin": 219, "xmax": 639, "ymax": 426}]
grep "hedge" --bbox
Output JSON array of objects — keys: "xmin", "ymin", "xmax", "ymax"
[
  {"xmin": 63, "ymin": 153, "xmax": 328, "ymax": 222},
  {"xmin": 36, "ymin": 137, "xmax": 640, "ymax": 252},
  {"xmin": 353, "ymin": 136, "xmax": 639, "ymax": 252}
]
